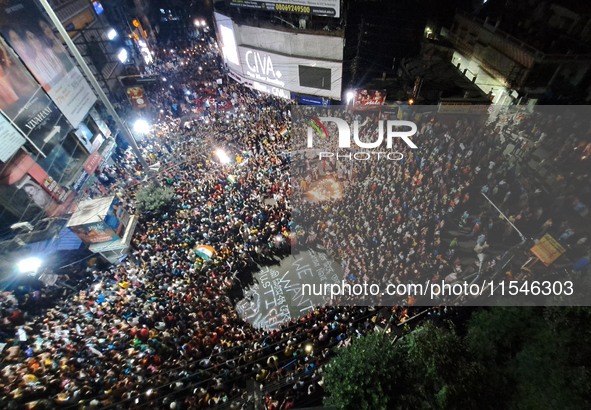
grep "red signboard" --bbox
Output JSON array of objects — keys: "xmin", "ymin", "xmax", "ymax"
[{"xmin": 83, "ymin": 152, "xmax": 102, "ymax": 174}]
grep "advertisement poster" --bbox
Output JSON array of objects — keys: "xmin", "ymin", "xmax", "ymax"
[
  {"xmin": 352, "ymin": 89, "xmax": 387, "ymax": 108},
  {"xmin": 0, "ymin": 0, "xmax": 96, "ymax": 128},
  {"xmin": 0, "ymin": 152, "xmax": 71, "ymax": 220},
  {"xmin": 0, "ymin": 36, "xmax": 70, "ymax": 156},
  {"xmin": 237, "ymin": 45, "xmax": 342, "ymax": 99},
  {"xmin": 74, "ymin": 122, "xmax": 94, "ymax": 153},
  {"xmin": 17, "ymin": 176, "xmax": 56, "ymax": 211},
  {"xmin": 69, "ymin": 222, "xmax": 119, "ymax": 244},
  {"xmin": 230, "ymin": 0, "xmax": 340, "ymax": 17},
  {"xmin": 126, "ymin": 86, "xmax": 148, "ymax": 110},
  {"xmin": 67, "ymin": 197, "xmax": 127, "ymax": 244},
  {"xmin": 104, "ymin": 198, "xmax": 130, "ymax": 237},
  {"xmin": 0, "ymin": 112, "xmax": 25, "ymax": 162}
]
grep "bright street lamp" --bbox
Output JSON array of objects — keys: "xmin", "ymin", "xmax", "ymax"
[
  {"xmin": 133, "ymin": 119, "xmax": 150, "ymax": 134},
  {"xmin": 215, "ymin": 149, "xmax": 231, "ymax": 164},
  {"xmin": 17, "ymin": 257, "xmax": 42, "ymax": 274},
  {"xmin": 117, "ymin": 48, "xmax": 128, "ymax": 63},
  {"xmin": 346, "ymin": 90, "xmax": 355, "ymax": 104},
  {"xmin": 107, "ymin": 28, "xmax": 118, "ymax": 40}
]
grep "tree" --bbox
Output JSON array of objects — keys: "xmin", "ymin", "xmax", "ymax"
[
  {"xmin": 466, "ymin": 307, "xmax": 591, "ymax": 410},
  {"xmin": 134, "ymin": 184, "xmax": 175, "ymax": 213},
  {"xmin": 398, "ymin": 321, "xmax": 489, "ymax": 409},
  {"xmin": 324, "ymin": 308, "xmax": 591, "ymax": 409},
  {"xmin": 323, "ymin": 322, "xmax": 488, "ymax": 410},
  {"xmin": 323, "ymin": 332, "xmax": 404, "ymax": 410}
]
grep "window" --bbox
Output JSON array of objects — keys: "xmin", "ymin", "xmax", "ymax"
[{"xmin": 299, "ymin": 66, "xmax": 331, "ymax": 90}]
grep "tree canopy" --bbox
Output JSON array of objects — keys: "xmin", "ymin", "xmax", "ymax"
[
  {"xmin": 323, "ymin": 307, "xmax": 591, "ymax": 410},
  {"xmin": 134, "ymin": 184, "xmax": 175, "ymax": 213}
]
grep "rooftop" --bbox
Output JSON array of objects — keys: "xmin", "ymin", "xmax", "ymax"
[{"xmin": 458, "ymin": 5, "xmax": 591, "ymax": 57}]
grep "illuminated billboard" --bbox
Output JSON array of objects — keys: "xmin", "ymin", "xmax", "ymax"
[
  {"xmin": 352, "ymin": 89, "xmax": 387, "ymax": 109},
  {"xmin": 237, "ymin": 46, "xmax": 342, "ymax": 99},
  {"xmin": 230, "ymin": 0, "xmax": 340, "ymax": 18},
  {"xmin": 214, "ymin": 12, "xmax": 241, "ymax": 71},
  {"xmin": 214, "ymin": 12, "xmax": 343, "ymax": 99}
]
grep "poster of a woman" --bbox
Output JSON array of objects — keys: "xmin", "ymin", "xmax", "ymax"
[
  {"xmin": 38, "ymin": 19, "xmax": 74, "ymax": 72},
  {"xmin": 0, "ymin": 0, "xmax": 97, "ymax": 128},
  {"xmin": 0, "ymin": 41, "xmax": 18, "ymax": 108},
  {"xmin": 0, "ymin": 37, "xmax": 38, "ymax": 111},
  {"xmin": 20, "ymin": 180, "xmax": 54, "ymax": 210},
  {"xmin": 7, "ymin": 28, "xmax": 66, "ymax": 91}
]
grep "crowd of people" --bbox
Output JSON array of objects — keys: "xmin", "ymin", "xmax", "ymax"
[
  {"xmin": 293, "ymin": 106, "xmax": 590, "ymax": 305},
  {"xmin": 0, "ymin": 20, "xmax": 590, "ymax": 410},
  {"xmin": 0, "ymin": 32, "xmax": 417, "ymax": 410}
]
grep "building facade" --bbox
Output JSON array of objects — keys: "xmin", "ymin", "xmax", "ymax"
[
  {"xmin": 0, "ymin": 0, "xmax": 118, "ymax": 251},
  {"xmin": 445, "ymin": 1, "xmax": 591, "ymax": 104},
  {"xmin": 213, "ymin": 1, "xmax": 344, "ymax": 103}
]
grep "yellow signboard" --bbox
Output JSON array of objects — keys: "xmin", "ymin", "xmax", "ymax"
[{"xmin": 530, "ymin": 234, "xmax": 566, "ymax": 266}]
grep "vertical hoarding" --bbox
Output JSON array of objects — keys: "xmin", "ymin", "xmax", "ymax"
[
  {"xmin": 214, "ymin": 12, "xmax": 241, "ymax": 73},
  {"xmin": 0, "ymin": 36, "xmax": 70, "ymax": 156},
  {"xmin": 0, "ymin": 0, "xmax": 96, "ymax": 128}
]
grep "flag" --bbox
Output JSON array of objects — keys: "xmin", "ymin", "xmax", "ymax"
[{"xmin": 194, "ymin": 245, "xmax": 216, "ymax": 260}]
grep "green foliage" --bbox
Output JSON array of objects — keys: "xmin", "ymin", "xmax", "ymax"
[
  {"xmin": 323, "ymin": 308, "xmax": 591, "ymax": 410},
  {"xmin": 466, "ymin": 307, "xmax": 591, "ymax": 410},
  {"xmin": 324, "ymin": 323, "xmax": 486, "ymax": 410},
  {"xmin": 135, "ymin": 184, "xmax": 175, "ymax": 213},
  {"xmin": 323, "ymin": 332, "xmax": 403, "ymax": 410},
  {"xmin": 396, "ymin": 321, "xmax": 493, "ymax": 410}
]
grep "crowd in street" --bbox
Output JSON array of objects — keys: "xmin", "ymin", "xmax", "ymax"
[
  {"xmin": 0, "ymin": 34, "xmax": 416, "ymax": 410},
  {"xmin": 0, "ymin": 24, "xmax": 590, "ymax": 410},
  {"xmin": 295, "ymin": 107, "xmax": 590, "ymax": 305}
]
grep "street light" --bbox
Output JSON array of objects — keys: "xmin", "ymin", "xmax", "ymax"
[
  {"xmin": 215, "ymin": 149, "xmax": 231, "ymax": 164},
  {"xmin": 133, "ymin": 119, "xmax": 150, "ymax": 134},
  {"xmin": 117, "ymin": 48, "xmax": 128, "ymax": 63},
  {"xmin": 17, "ymin": 256, "xmax": 42, "ymax": 274},
  {"xmin": 107, "ymin": 28, "xmax": 118, "ymax": 41},
  {"xmin": 345, "ymin": 90, "xmax": 355, "ymax": 104}
]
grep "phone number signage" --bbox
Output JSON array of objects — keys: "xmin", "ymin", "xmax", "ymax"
[{"xmin": 230, "ymin": 0, "xmax": 339, "ymax": 18}]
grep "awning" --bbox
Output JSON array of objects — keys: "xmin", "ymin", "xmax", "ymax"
[{"xmin": 26, "ymin": 228, "xmax": 83, "ymax": 254}]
